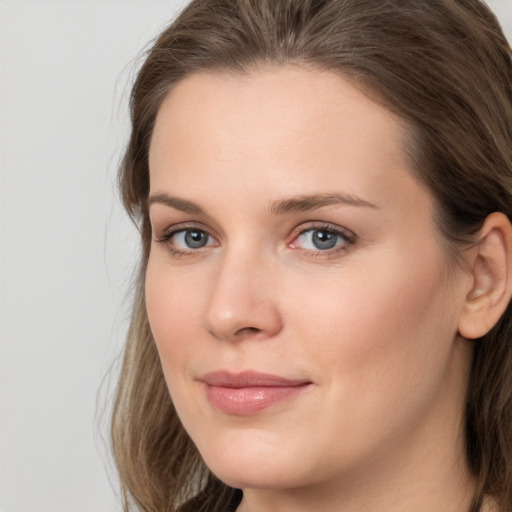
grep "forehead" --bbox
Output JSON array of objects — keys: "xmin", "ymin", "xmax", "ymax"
[
  {"xmin": 148, "ymin": 65, "xmax": 427, "ymax": 219},
  {"xmin": 150, "ymin": 65, "xmax": 409, "ymax": 167}
]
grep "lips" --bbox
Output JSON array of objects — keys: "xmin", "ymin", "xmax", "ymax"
[{"xmin": 199, "ymin": 370, "xmax": 312, "ymax": 415}]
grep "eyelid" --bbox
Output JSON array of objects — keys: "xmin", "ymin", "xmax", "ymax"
[
  {"xmin": 288, "ymin": 221, "xmax": 357, "ymax": 256},
  {"xmin": 152, "ymin": 222, "xmax": 220, "ymax": 259},
  {"xmin": 152, "ymin": 220, "xmax": 357, "ymax": 259},
  {"xmin": 291, "ymin": 221, "xmax": 356, "ymax": 241},
  {"xmin": 153, "ymin": 222, "xmax": 218, "ymax": 242}
]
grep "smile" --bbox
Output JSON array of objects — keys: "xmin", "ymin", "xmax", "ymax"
[{"xmin": 199, "ymin": 370, "xmax": 312, "ymax": 415}]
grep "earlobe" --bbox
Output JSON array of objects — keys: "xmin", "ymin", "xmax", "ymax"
[{"xmin": 458, "ymin": 212, "xmax": 512, "ymax": 340}]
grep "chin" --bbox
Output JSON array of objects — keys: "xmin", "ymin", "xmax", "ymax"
[
  {"xmin": 206, "ymin": 457, "xmax": 306, "ymax": 491},
  {"xmin": 194, "ymin": 428, "xmax": 319, "ymax": 491}
]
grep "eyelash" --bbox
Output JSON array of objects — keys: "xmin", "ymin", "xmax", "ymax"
[
  {"xmin": 153, "ymin": 222, "xmax": 357, "ymax": 259},
  {"xmin": 290, "ymin": 222, "xmax": 357, "ymax": 258},
  {"xmin": 153, "ymin": 223, "xmax": 216, "ymax": 258}
]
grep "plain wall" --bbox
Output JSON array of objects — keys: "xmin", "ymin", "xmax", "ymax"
[
  {"xmin": 0, "ymin": 2, "xmax": 183, "ymax": 511},
  {"xmin": 0, "ymin": 1, "xmax": 511, "ymax": 511}
]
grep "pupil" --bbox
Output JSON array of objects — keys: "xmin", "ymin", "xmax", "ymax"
[
  {"xmin": 185, "ymin": 230, "xmax": 207, "ymax": 248},
  {"xmin": 313, "ymin": 230, "xmax": 337, "ymax": 250}
]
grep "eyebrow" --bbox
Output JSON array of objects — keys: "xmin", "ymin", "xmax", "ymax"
[
  {"xmin": 147, "ymin": 191, "xmax": 378, "ymax": 216},
  {"xmin": 148, "ymin": 193, "xmax": 205, "ymax": 214},
  {"xmin": 268, "ymin": 193, "xmax": 378, "ymax": 215}
]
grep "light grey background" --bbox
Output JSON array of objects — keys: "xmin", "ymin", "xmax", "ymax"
[
  {"xmin": 0, "ymin": 1, "xmax": 184, "ymax": 511},
  {"xmin": 0, "ymin": 1, "xmax": 511, "ymax": 511}
]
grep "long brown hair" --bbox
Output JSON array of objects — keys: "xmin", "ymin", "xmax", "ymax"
[{"xmin": 111, "ymin": 1, "xmax": 512, "ymax": 511}]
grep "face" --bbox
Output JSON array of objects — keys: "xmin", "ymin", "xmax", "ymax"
[{"xmin": 146, "ymin": 66, "xmax": 472, "ymax": 494}]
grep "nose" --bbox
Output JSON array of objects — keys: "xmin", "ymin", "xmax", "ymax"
[{"xmin": 204, "ymin": 250, "xmax": 283, "ymax": 342}]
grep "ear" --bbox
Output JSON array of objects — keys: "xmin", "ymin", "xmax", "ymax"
[{"xmin": 458, "ymin": 212, "xmax": 512, "ymax": 339}]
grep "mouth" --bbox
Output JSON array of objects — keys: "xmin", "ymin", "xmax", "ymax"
[{"xmin": 198, "ymin": 370, "xmax": 312, "ymax": 415}]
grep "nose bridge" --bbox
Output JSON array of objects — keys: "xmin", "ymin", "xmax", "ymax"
[{"xmin": 204, "ymin": 242, "xmax": 282, "ymax": 341}]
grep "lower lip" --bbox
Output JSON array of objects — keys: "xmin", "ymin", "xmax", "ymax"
[{"xmin": 205, "ymin": 384, "xmax": 310, "ymax": 415}]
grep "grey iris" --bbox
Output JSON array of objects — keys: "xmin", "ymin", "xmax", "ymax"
[
  {"xmin": 185, "ymin": 230, "xmax": 208, "ymax": 248},
  {"xmin": 312, "ymin": 230, "xmax": 338, "ymax": 250}
]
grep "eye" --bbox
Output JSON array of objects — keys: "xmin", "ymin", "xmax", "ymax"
[
  {"xmin": 289, "ymin": 225, "xmax": 356, "ymax": 255},
  {"xmin": 153, "ymin": 226, "xmax": 218, "ymax": 256},
  {"xmin": 298, "ymin": 229, "xmax": 340, "ymax": 250},
  {"xmin": 171, "ymin": 229, "xmax": 213, "ymax": 249}
]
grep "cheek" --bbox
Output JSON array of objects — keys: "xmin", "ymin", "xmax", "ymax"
[
  {"xmin": 288, "ymin": 244, "xmax": 458, "ymax": 396},
  {"xmin": 145, "ymin": 258, "xmax": 205, "ymax": 372}
]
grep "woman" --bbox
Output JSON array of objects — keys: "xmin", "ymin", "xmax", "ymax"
[{"xmin": 111, "ymin": 0, "xmax": 512, "ymax": 511}]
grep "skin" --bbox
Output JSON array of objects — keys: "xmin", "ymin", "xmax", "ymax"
[{"xmin": 146, "ymin": 66, "xmax": 480, "ymax": 511}]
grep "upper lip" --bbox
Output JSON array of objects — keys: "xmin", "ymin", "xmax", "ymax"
[{"xmin": 199, "ymin": 370, "xmax": 311, "ymax": 388}]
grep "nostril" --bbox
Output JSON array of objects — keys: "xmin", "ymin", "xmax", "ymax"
[{"xmin": 234, "ymin": 326, "xmax": 261, "ymax": 337}]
